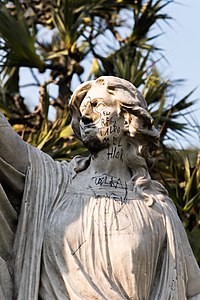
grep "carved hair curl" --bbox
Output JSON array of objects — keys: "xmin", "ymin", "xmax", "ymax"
[{"xmin": 70, "ymin": 76, "xmax": 168, "ymax": 206}]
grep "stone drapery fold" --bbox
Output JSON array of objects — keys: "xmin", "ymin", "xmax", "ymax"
[{"xmin": 0, "ymin": 145, "xmax": 200, "ymax": 299}]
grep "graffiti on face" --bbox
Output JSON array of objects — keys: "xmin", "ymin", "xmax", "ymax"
[{"xmin": 98, "ymin": 110, "xmax": 124, "ymax": 162}]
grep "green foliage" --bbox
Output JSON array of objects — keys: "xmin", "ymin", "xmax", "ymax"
[
  {"xmin": 0, "ymin": 0, "xmax": 199, "ymax": 263},
  {"xmin": 152, "ymin": 150, "xmax": 200, "ymax": 263},
  {"xmin": 0, "ymin": 1, "xmax": 44, "ymax": 70}
]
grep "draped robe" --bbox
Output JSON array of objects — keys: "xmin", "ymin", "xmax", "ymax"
[{"xmin": 0, "ymin": 144, "xmax": 200, "ymax": 299}]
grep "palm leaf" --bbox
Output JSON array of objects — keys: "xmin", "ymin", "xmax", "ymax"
[{"xmin": 0, "ymin": 0, "xmax": 44, "ymax": 70}]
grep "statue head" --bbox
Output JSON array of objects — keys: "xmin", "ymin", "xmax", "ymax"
[{"xmin": 70, "ymin": 76, "xmax": 159, "ymax": 168}]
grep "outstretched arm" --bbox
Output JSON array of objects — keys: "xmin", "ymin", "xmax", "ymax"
[{"xmin": 0, "ymin": 112, "xmax": 28, "ymax": 174}]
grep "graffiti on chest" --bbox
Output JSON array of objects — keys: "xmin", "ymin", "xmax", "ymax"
[{"xmin": 91, "ymin": 174, "xmax": 126, "ymax": 189}]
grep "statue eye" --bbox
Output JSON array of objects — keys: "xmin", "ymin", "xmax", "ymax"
[
  {"xmin": 92, "ymin": 101, "xmax": 106, "ymax": 109},
  {"xmin": 92, "ymin": 101, "xmax": 98, "ymax": 107}
]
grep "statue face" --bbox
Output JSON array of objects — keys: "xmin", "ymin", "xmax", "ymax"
[{"xmin": 79, "ymin": 86, "xmax": 124, "ymax": 153}]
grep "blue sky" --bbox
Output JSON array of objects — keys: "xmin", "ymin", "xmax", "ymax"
[
  {"xmin": 159, "ymin": 0, "xmax": 200, "ymax": 94},
  {"xmin": 156, "ymin": 0, "xmax": 200, "ymax": 148}
]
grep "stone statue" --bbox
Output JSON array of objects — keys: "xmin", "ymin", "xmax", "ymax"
[{"xmin": 0, "ymin": 76, "xmax": 200, "ymax": 300}]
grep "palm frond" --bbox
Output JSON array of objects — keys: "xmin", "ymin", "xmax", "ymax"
[{"xmin": 0, "ymin": 0, "xmax": 44, "ymax": 70}]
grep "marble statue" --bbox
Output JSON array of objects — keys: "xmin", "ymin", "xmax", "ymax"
[{"xmin": 0, "ymin": 76, "xmax": 200, "ymax": 300}]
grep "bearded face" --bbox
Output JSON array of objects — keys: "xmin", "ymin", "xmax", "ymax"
[{"xmin": 79, "ymin": 87, "xmax": 124, "ymax": 154}]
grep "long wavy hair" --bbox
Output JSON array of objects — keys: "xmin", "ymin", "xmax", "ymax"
[{"xmin": 70, "ymin": 76, "xmax": 169, "ymax": 205}]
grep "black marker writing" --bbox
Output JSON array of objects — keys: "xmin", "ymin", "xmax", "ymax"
[
  {"xmin": 91, "ymin": 174, "xmax": 126, "ymax": 189},
  {"xmin": 107, "ymin": 146, "xmax": 124, "ymax": 161}
]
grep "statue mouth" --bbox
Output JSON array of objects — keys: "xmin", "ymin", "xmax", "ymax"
[
  {"xmin": 80, "ymin": 119, "xmax": 100, "ymax": 132},
  {"xmin": 80, "ymin": 125, "xmax": 98, "ymax": 136},
  {"xmin": 80, "ymin": 124, "xmax": 96, "ymax": 130}
]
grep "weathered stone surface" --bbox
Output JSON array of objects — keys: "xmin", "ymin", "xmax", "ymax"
[{"xmin": 0, "ymin": 76, "xmax": 200, "ymax": 299}]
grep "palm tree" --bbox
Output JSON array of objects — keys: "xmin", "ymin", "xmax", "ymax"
[{"xmin": 0, "ymin": 0, "xmax": 199, "ymax": 263}]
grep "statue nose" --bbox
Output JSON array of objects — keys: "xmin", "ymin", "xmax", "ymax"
[
  {"xmin": 80, "ymin": 101, "xmax": 99, "ymax": 124},
  {"xmin": 80, "ymin": 116, "xmax": 93, "ymax": 125},
  {"xmin": 82, "ymin": 102, "xmax": 93, "ymax": 117}
]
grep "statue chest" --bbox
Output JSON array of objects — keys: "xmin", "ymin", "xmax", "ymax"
[{"xmin": 41, "ymin": 194, "xmax": 166, "ymax": 299}]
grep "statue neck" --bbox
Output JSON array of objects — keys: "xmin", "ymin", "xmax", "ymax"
[{"xmin": 87, "ymin": 136, "xmax": 131, "ymax": 182}]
